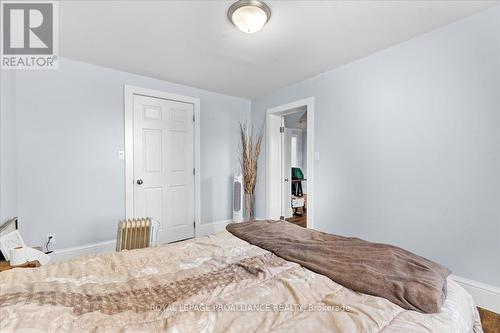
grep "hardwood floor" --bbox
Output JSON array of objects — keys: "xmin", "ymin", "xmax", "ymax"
[
  {"xmin": 479, "ymin": 308, "xmax": 500, "ymax": 333},
  {"xmin": 285, "ymin": 215, "xmax": 307, "ymax": 228}
]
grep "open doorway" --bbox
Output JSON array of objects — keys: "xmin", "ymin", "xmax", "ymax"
[
  {"xmin": 283, "ymin": 110, "xmax": 308, "ymax": 227},
  {"xmin": 266, "ymin": 98, "xmax": 314, "ymax": 228}
]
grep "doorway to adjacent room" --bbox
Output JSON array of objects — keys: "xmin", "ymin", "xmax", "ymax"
[{"xmin": 266, "ymin": 97, "xmax": 315, "ymax": 228}]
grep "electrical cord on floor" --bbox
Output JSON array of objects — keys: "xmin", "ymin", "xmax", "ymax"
[{"xmin": 45, "ymin": 236, "xmax": 53, "ymax": 254}]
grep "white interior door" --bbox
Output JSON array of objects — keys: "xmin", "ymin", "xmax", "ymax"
[
  {"xmin": 266, "ymin": 113, "xmax": 283, "ymax": 220},
  {"xmin": 133, "ymin": 94, "xmax": 195, "ymax": 244},
  {"xmin": 283, "ymin": 129, "xmax": 293, "ymax": 218},
  {"xmin": 280, "ymin": 117, "xmax": 290, "ymax": 220}
]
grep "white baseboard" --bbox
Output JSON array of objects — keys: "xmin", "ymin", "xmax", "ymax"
[
  {"xmin": 50, "ymin": 220, "xmax": 234, "ymax": 262},
  {"xmin": 451, "ymin": 275, "xmax": 500, "ymax": 313},
  {"xmin": 196, "ymin": 219, "xmax": 232, "ymax": 237},
  {"xmin": 50, "ymin": 239, "xmax": 116, "ymax": 262}
]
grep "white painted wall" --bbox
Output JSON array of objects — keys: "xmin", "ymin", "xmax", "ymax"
[
  {"xmin": 285, "ymin": 128, "xmax": 307, "ymax": 194},
  {"xmin": 252, "ymin": 6, "xmax": 500, "ymax": 286},
  {"xmin": 286, "ymin": 129, "xmax": 304, "ymax": 169},
  {"xmin": 0, "ymin": 71, "xmax": 17, "ymax": 222},
  {"xmin": 4, "ymin": 58, "xmax": 250, "ymax": 249}
]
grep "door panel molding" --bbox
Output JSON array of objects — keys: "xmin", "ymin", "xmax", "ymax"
[{"xmin": 124, "ymin": 85, "xmax": 201, "ymax": 240}]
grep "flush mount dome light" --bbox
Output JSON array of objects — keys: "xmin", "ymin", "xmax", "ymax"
[{"xmin": 228, "ymin": 0, "xmax": 271, "ymax": 34}]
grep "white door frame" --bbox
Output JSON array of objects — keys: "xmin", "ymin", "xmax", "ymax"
[
  {"xmin": 266, "ymin": 97, "xmax": 315, "ymax": 228},
  {"xmin": 124, "ymin": 85, "xmax": 201, "ymax": 237}
]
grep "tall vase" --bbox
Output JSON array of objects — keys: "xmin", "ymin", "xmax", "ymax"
[{"xmin": 245, "ymin": 192, "xmax": 254, "ymax": 221}]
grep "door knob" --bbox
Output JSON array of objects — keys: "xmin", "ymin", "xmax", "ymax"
[{"xmin": 136, "ymin": 179, "xmax": 143, "ymax": 185}]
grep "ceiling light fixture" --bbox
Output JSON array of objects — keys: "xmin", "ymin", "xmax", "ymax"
[{"xmin": 227, "ymin": 0, "xmax": 271, "ymax": 34}]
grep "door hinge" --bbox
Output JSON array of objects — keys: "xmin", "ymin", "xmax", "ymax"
[
  {"xmin": 193, "ymin": 221, "xmax": 196, "ymax": 228},
  {"xmin": 193, "ymin": 168, "xmax": 196, "ymax": 175},
  {"xmin": 193, "ymin": 114, "xmax": 195, "ymax": 122},
  {"xmin": 279, "ymin": 126, "xmax": 285, "ymax": 133}
]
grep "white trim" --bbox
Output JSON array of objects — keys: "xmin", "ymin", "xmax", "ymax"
[
  {"xmin": 48, "ymin": 220, "xmax": 232, "ymax": 262},
  {"xmin": 124, "ymin": 85, "xmax": 201, "ymax": 237},
  {"xmin": 451, "ymin": 275, "xmax": 500, "ymax": 313},
  {"xmin": 50, "ymin": 240, "xmax": 116, "ymax": 262},
  {"xmin": 266, "ymin": 97, "xmax": 315, "ymax": 228},
  {"xmin": 196, "ymin": 219, "xmax": 233, "ymax": 237}
]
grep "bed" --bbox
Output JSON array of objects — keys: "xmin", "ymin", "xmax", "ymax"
[{"xmin": 0, "ymin": 229, "xmax": 482, "ymax": 332}]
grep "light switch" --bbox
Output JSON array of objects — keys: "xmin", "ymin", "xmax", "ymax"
[
  {"xmin": 314, "ymin": 152, "xmax": 320, "ymax": 161},
  {"xmin": 118, "ymin": 150, "xmax": 125, "ymax": 160}
]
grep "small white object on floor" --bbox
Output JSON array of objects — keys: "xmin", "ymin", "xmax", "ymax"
[
  {"xmin": 9, "ymin": 246, "xmax": 51, "ymax": 266},
  {"xmin": 291, "ymin": 197, "xmax": 305, "ymax": 208}
]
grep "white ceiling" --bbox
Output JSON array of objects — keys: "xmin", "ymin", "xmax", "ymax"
[{"xmin": 60, "ymin": 1, "xmax": 498, "ymax": 99}]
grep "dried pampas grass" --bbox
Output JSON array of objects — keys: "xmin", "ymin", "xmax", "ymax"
[{"xmin": 239, "ymin": 122, "xmax": 262, "ymax": 221}]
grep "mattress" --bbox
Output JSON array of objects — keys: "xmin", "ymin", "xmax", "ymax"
[{"xmin": 0, "ymin": 231, "xmax": 482, "ymax": 332}]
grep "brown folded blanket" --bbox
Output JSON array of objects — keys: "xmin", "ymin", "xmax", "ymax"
[{"xmin": 226, "ymin": 220, "xmax": 450, "ymax": 314}]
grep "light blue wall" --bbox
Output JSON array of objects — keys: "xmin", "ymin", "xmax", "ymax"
[
  {"xmin": 2, "ymin": 5, "xmax": 498, "ymax": 287},
  {"xmin": 9, "ymin": 58, "xmax": 250, "ymax": 248},
  {"xmin": 251, "ymin": 7, "xmax": 500, "ymax": 286},
  {"xmin": 0, "ymin": 71, "xmax": 18, "ymax": 222}
]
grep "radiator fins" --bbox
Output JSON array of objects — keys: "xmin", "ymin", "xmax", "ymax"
[{"xmin": 116, "ymin": 218, "xmax": 152, "ymax": 251}]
